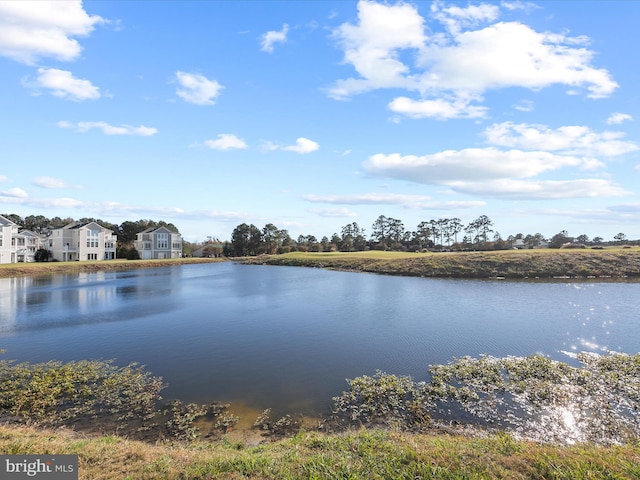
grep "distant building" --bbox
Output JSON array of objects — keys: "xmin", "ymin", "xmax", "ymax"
[
  {"xmin": 512, "ymin": 239, "xmax": 527, "ymax": 249},
  {"xmin": 0, "ymin": 214, "xmax": 20, "ymax": 264},
  {"xmin": 134, "ymin": 226, "xmax": 182, "ymax": 259},
  {"xmin": 192, "ymin": 241, "xmax": 224, "ymax": 258},
  {"xmin": 14, "ymin": 230, "xmax": 42, "ymax": 263},
  {"xmin": 48, "ymin": 221, "xmax": 117, "ymax": 261}
]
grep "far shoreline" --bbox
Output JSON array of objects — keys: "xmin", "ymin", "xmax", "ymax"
[
  {"xmin": 2, "ymin": 248, "xmax": 640, "ymax": 280},
  {"xmin": 238, "ymin": 248, "xmax": 640, "ymax": 280},
  {"xmin": 0, "ymin": 257, "xmax": 226, "ymax": 279}
]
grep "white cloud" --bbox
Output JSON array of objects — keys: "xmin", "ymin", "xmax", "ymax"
[
  {"xmin": 364, "ymin": 148, "xmax": 589, "ymax": 184},
  {"xmin": 307, "ymin": 207, "xmax": 358, "ymax": 218},
  {"xmin": 24, "ymin": 68, "xmax": 100, "ymax": 101},
  {"xmin": 362, "ymin": 146, "xmax": 630, "ymax": 200},
  {"xmin": 33, "ymin": 176, "xmax": 68, "ymax": 189},
  {"xmin": 302, "ymin": 193, "xmax": 485, "ymax": 210},
  {"xmin": 0, "ymin": 0, "xmax": 104, "ymax": 64},
  {"xmin": 57, "ymin": 121, "xmax": 157, "ymax": 136},
  {"xmin": 514, "ymin": 100, "xmax": 534, "ymax": 112},
  {"xmin": 329, "ymin": 1, "xmax": 617, "ymax": 117},
  {"xmin": 431, "ymin": 1, "xmax": 500, "ymax": 35},
  {"xmin": 416, "ymin": 21, "xmax": 617, "ymax": 99},
  {"xmin": 32, "ymin": 176, "xmax": 82, "ymax": 189},
  {"xmin": 500, "ymin": 1, "xmax": 540, "ymax": 13},
  {"xmin": 608, "ymin": 203, "xmax": 640, "ymax": 214},
  {"xmin": 1, "ymin": 187, "xmax": 28, "ymax": 198},
  {"xmin": 0, "ymin": 175, "xmax": 7, "ymax": 182},
  {"xmin": 201, "ymin": 134, "xmax": 248, "ymax": 151},
  {"xmin": 607, "ymin": 112, "xmax": 633, "ymax": 125},
  {"xmin": 282, "ymin": 137, "xmax": 319, "ymax": 154},
  {"xmin": 447, "ymin": 178, "xmax": 630, "ymax": 199},
  {"xmin": 484, "ymin": 122, "xmax": 639, "ymax": 157},
  {"xmin": 260, "ymin": 24, "xmax": 289, "ymax": 53},
  {"xmin": 175, "ymin": 71, "xmax": 223, "ymax": 105},
  {"xmin": 0, "ymin": 193, "xmax": 252, "ymax": 225},
  {"xmin": 328, "ymin": 0, "xmax": 427, "ymax": 99},
  {"xmin": 389, "ymin": 96, "xmax": 487, "ymax": 120},
  {"xmin": 43, "ymin": 197, "xmax": 85, "ymax": 208}
]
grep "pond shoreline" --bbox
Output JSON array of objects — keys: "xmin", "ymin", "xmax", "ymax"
[
  {"xmin": 0, "ymin": 257, "xmax": 226, "ymax": 278},
  {"xmin": 3, "ymin": 250, "xmax": 640, "ymax": 280},
  {"xmin": 240, "ymin": 249, "xmax": 640, "ymax": 279}
]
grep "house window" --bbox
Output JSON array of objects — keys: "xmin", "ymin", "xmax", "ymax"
[
  {"xmin": 157, "ymin": 233, "xmax": 168, "ymax": 249},
  {"xmin": 87, "ymin": 253, "xmax": 98, "ymax": 260},
  {"xmin": 86, "ymin": 229, "xmax": 99, "ymax": 248}
]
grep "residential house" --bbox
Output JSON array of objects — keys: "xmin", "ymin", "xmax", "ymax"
[
  {"xmin": 512, "ymin": 239, "xmax": 527, "ymax": 249},
  {"xmin": 48, "ymin": 221, "xmax": 117, "ymax": 261},
  {"xmin": 191, "ymin": 240, "xmax": 224, "ymax": 258},
  {"xmin": 135, "ymin": 226, "xmax": 182, "ymax": 259},
  {"xmin": 0, "ymin": 214, "xmax": 20, "ymax": 264},
  {"xmin": 14, "ymin": 230, "xmax": 43, "ymax": 263}
]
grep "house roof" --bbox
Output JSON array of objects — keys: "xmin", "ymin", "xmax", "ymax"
[
  {"xmin": 0, "ymin": 214, "xmax": 18, "ymax": 227},
  {"xmin": 16, "ymin": 230, "xmax": 43, "ymax": 238},
  {"xmin": 140, "ymin": 226, "xmax": 176, "ymax": 234},
  {"xmin": 57, "ymin": 221, "xmax": 114, "ymax": 233}
]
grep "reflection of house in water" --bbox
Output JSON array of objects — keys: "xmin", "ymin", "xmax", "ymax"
[
  {"xmin": 59, "ymin": 272, "xmax": 118, "ymax": 316},
  {"xmin": 0, "ymin": 273, "xmax": 119, "ymax": 333},
  {"xmin": 0, "ymin": 277, "xmax": 32, "ymax": 328}
]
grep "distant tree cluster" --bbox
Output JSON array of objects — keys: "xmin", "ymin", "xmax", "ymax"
[
  {"xmin": 227, "ymin": 215, "xmax": 497, "ymax": 257},
  {"xmin": 227, "ymin": 215, "xmax": 637, "ymax": 257}
]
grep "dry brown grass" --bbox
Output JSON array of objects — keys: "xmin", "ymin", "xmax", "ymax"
[{"xmin": 242, "ymin": 248, "xmax": 640, "ymax": 279}]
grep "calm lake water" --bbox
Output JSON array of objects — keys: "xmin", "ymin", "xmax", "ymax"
[{"xmin": 0, "ymin": 262, "xmax": 638, "ymax": 417}]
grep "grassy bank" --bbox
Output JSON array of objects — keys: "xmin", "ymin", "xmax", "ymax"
[
  {"xmin": 0, "ymin": 257, "xmax": 225, "ymax": 278},
  {"xmin": 240, "ymin": 248, "xmax": 640, "ymax": 279},
  {"xmin": 2, "ymin": 425, "xmax": 639, "ymax": 479}
]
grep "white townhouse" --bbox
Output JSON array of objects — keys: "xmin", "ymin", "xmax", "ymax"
[
  {"xmin": 48, "ymin": 221, "xmax": 117, "ymax": 262},
  {"xmin": 135, "ymin": 226, "xmax": 183, "ymax": 259},
  {"xmin": 0, "ymin": 214, "xmax": 20, "ymax": 264},
  {"xmin": 14, "ymin": 230, "xmax": 43, "ymax": 263}
]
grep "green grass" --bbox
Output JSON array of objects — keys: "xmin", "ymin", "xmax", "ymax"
[{"xmin": 2, "ymin": 425, "xmax": 639, "ymax": 479}]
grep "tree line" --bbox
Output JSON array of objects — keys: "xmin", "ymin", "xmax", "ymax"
[
  {"xmin": 227, "ymin": 215, "xmax": 502, "ymax": 256},
  {"xmin": 227, "ymin": 215, "xmax": 635, "ymax": 257},
  {"xmin": 3, "ymin": 214, "xmax": 178, "ymax": 241},
  {"xmin": 5, "ymin": 212, "xmax": 634, "ymax": 259}
]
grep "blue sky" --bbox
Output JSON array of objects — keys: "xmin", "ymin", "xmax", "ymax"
[{"xmin": 1, "ymin": 0, "xmax": 639, "ymax": 242}]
